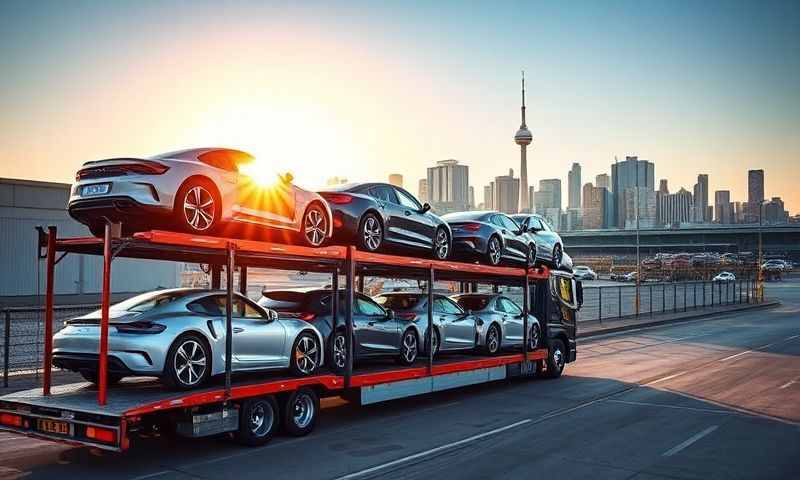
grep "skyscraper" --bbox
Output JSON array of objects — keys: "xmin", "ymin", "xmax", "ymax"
[
  {"xmin": 658, "ymin": 188, "xmax": 693, "ymax": 226},
  {"xmin": 535, "ymin": 178, "xmax": 562, "ymax": 214},
  {"xmin": 388, "ymin": 174, "xmax": 403, "ymax": 188},
  {"xmin": 714, "ymin": 190, "xmax": 733, "ymax": 224},
  {"xmin": 747, "ymin": 169, "xmax": 765, "ymax": 223},
  {"xmin": 483, "ymin": 184, "xmax": 494, "ymax": 210},
  {"xmin": 611, "ymin": 156, "xmax": 654, "ymax": 228},
  {"xmin": 582, "ymin": 183, "xmax": 605, "ymax": 230},
  {"xmin": 568, "ymin": 162, "xmax": 581, "ymax": 209},
  {"xmin": 658, "ymin": 179, "xmax": 669, "ymax": 194},
  {"xmin": 468, "ymin": 186, "xmax": 475, "ymax": 210},
  {"xmin": 493, "ymin": 169, "xmax": 520, "ymax": 214},
  {"xmin": 427, "ymin": 159, "xmax": 469, "ymax": 214},
  {"xmin": 418, "ymin": 179, "xmax": 428, "ymax": 203},
  {"xmin": 514, "ymin": 72, "xmax": 533, "ymax": 213},
  {"xmin": 595, "ymin": 174, "xmax": 610, "ymax": 190},
  {"xmin": 692, "ymin": 174, "xmax": 709, "ymax": 223}
]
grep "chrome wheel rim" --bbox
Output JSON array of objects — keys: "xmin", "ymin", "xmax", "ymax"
[
  {"xmin": 434, "ymin": 229, "xmax": 449, "ymax": 259},
  {"xmin": 363, "ymin": 217, "xmax": 382, "ymax": 251},
  {"xmin": 174, "ymin": 339, "xmax": 206, "ymax": 386},
  {"xmin": 487, "ymin": 326, "xmax": 499, "ymax": 353},
  {"xmin": 529, "ymin": 325, "xmax": 540, "ymax": 350},
  {"xmin": 292, "ymin": 393, "xmax": 315, "ymax": 429},
  {"xmin": 553, "ymin": 347, "xmax": 564, "ymax": 370},
  {"xmin": 333, "ymin": 334, "xmax": 347, "ymax": 369},
  {"xmin": 183, "ymin": 186, "xmax": 215, "ymax": 231},
  {"xmin": 294, "ymin": 335, "xmax": 319, "ymax": 375},
  {"xmin": 488, "ymin": 238, "xmax": 501, "ymax": 265},
  {"xmin": 304, "ymin": 208, "xmax": 326, "ymax": 247},
  {"xmin": 402, "ymin": 333, "xmax": 417, "ymax": 363},
  {"xmin": 249, "ymin": 402, "xmax": 274, "ymax": 436}
]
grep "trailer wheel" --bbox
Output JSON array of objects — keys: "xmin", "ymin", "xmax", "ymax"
[
  {"xmin": 282, "ymin": 387, "xmax": 319, "ymax": 437},
  {"xmin": 544, "ymin": 339, "xmax": 566, "ymax": 379},
  {"xmin": 235, "ymin": 396, "xmax": 278, "ymax": 446}
]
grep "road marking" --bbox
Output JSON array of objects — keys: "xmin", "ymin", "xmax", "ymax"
[
  {"xmin": 644, "ymin": 371, "xmax": 688, "ymax": 386},
  {"xmin": 607, "ymin": 399, "xmax": 734, "ymax": 416},
  {"xmin": 662, "ymin": 425, "xmax": 718, "ymax": 457},
  {"xmin": 719, "ymin": 350, "xmax": 751, "ymax": 362},
  {"xmin": 130, "ymin": 471, "xmax": 171, "ymax": 480},
  {"xmin": 333, "ymin": 419, "xmax": 532, "ymax": 480}
]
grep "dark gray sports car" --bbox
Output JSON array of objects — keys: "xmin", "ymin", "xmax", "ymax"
[{"xmin": 442, "ymin": 211, "xmax": 535, "ymax": 267}]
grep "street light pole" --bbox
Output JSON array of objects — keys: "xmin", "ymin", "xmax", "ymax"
[
  {"xmin": 635, "ymin": 164, "xmax": 641, "ymax": 316},
  {"xmin": 757, "ymin": 200, "xmax": 764, "ymax": 302}
]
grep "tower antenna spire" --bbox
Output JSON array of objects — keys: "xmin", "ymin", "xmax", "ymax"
[{"xmin": 520, "ymin": 70, "xmax": 527, "ymax": 127}]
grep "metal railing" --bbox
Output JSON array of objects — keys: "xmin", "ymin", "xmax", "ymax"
[
  {"xmin": 578, "ymin": 278, "xmax": 762, "ymax": 323},
  {"xmin": 2, "ymin": 304, "xmax": 98, "ymax": 386}
]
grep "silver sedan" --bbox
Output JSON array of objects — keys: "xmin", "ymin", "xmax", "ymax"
[
  {"xmin": 52, "ymin": 288, "xmax": 325, "ymax": 390},
  {"xmin": 450, "ymin": 293, "xmax": 541, "ymax": 355},
  {"xmin": 68, "ymin": 148, "xmax": 333, "ymax": 246}
]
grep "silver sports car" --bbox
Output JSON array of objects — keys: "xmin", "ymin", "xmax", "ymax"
[
  {"xmin": 68, "ymin": 148, "xmax": 333, "ymax": 247},
  {"xmin": 449, "ymin": 293, "xmax": 541, "ymax": 355},
  {"xmin": 510, "ymin": 213, "xmax": 564, "ymax": 268},
  {"xmin": 52, "ymin": 288, "xmax": 325, "ymax": 390}
]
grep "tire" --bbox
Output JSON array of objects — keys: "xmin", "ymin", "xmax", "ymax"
[
  {"xmin": 486, "ymin": 236, "xmax": 502, "ymax": 266},
  {"xmin": 397, "ymin": 329, "xmax": 418, "ymax": 366},
  {"xmin": 527, "ymin": 244, "xmax": 537, "ymax": 268},
  {"xmin": 358, "ymin": 213, "xmax": 383, "ymax": 252},
  {"xmin": 483, "ymin": 323, "xmax": 501, "ymax": 355},
  {"xmin": 552, "ymin": 244, "xmax": 563, "ymax": 268},
  {"xmin": 528, "ymin": 322, "xmax": 541, "ymax": 351},
  {"xmin": 425, "ymin": 327, "xmax": 441, "ymax": 356},
  {"xmin": 302, "ymin": 204, "xmax": 328, "ymax": 247},
  {"xmin": 432, "ymin": 228, "xmax": 451, "ymax": 260},
  {"xmin": 80, "ymin": 371, "xmax": 122, "ymax": 386},
  {"xmin": 328, "ymin": 330, "xmax": 349, "ymax": 373},
  {"xmin": 174, "ymin": 178, "xmax": 220, "ymax": 234},
  {"xmin": 544, "ymin": 339, "xmax": 566, "ymax": 379},
  {"xmin": 162, "ymin": 333, "xmax": 211, "ymax": 390},
  {"xmin": 289, "ymin": 331, "xmax": 321, "ymax": 377},
  {"xmin": 281, "ymin": 387, "xmax": 319, "ymax": 437},
  {"xmin": 235, "ymin": 396, "xmax": 278, "ymax": 446}
]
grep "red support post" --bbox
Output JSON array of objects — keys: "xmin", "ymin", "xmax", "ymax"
[
  {"xmin": 98, "ymin": 223, "xmax": 113, "ymax": 406},
  {"xmin": 43, "ymin": 226, "xmax": 57, "ymax": 395}
]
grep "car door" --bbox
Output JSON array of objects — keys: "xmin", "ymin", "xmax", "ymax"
[
  {"xmin": 494, "ymin": 214, "xmax": 527, "ymax": 262},
  {"xmin": 392, "ymin": 187, "xmax": 437, "ymax": 250},
  {"xmin": 215, "ymin": 295, "xmax": 287, "ymax": 369},
  {"xmin": 354, "ymin": 295, "xmax": 399, "ymax": 355},
  {"xmin": 526, "ymin": 217, "xmax": 550, "ymax": 260},
  {"xmin": 435, "ymin": 297, "xmax": 475, "ymax": 349},
  {"xmin": 235, "ymin": 173, "xmax": 297, "ymax": 227},
  {"xmin": 367, "ymin": 185, "xmax": 405, "ymax": 246},
  {"xmin": 497, "ymin": 297, "xmax": 524, "ymax": 346}
]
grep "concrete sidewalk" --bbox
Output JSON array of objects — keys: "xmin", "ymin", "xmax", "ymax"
[{"xmin": 578, "ymin": 299, "xmax": 779, "ymax": 338}]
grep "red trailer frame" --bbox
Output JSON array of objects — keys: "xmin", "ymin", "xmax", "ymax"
[{"xmin": 0, "ymin": 226, "xmax": 553, "ymax": 451}]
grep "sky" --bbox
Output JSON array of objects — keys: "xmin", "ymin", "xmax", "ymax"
[{"xmin": 1, "ymin": 0, "xmax": 798, "ymax": 213}]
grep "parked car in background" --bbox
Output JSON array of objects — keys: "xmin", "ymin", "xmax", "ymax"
[
  {"xmin": 318, "ymin": 183, "xmax": 451, "ymax": 260},
  {"xmin": 258, "ymin": 289, "xmax": 421, "ymax": 369},
  {"xmin": 373, "ymin": 292, "xmax": 477, "ymax": 355},
  {"xmin": 53, "ymin": 288, "xmax": 324, "ymax": 390},
  {"xmin": 442, "ymin": 211, "xmax": 535, "ymax": 267},
  {"xmin": 450, "ymin": 293, "xmax": 541, "ymax": 355},
  {"xmin": 713, "ymin": 271, "xmax": 736, "ymax": 282},
  {"xmin": 572, "ymin": 265, "xmax": 597, "ymax": 280},
  {"xmin": 510, "ymin": 213, "xmax": 564, "ymax": 267},
  {"xmin": 69, "ymin": 148, "xmax": 333, "ymax": 247},
  {"xmin": 762, "ymin": 260, "xmax": 786, "ymax": 272}
]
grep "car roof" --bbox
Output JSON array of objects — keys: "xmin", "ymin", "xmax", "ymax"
[{"xmin": 151, "ymin": 147, "xmax": 253, "ymax": 162}]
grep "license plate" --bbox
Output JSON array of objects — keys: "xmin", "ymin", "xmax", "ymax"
[
  {"xmin": 37, "ymin": 418, "xmax": 70, "ymax": 435},
  {"xmin": 81, "ymin": 183, "xmax": 110, "ymax": 196}
]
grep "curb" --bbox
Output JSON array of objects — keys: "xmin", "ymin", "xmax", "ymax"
[{"xmin": 578, "ymin": 301, "xmax": 780, "ymax": 339}]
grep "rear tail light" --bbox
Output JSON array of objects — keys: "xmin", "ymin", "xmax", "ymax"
[
  {"xmin": 115, "ymin": 322, "xmax": 167, "ymax": 334},
  {"xmin": 76, "ymin": 161, "xmax": 169, "ymax": 181},
  {"xmin": 0, "ymin": 413, "xmax": 23, "ymax": 427},
  {"xmin": 461, "ymin": 223, "xmax": 482, "ymax": 232},
  {"xmin": 323, "ymin": 193, "xmax": 353, "ymax": 204},
  {"xmin": 85, "ymin": 426, "xmax": 117, "ymax": 444},
  {"xmin": 396, "ymin": 312, "xmax": 418, "ymax": 321}
]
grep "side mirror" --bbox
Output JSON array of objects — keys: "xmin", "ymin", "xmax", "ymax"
[
  {"xmin": 282, "ymin": 172, "xmax": 294, "ymax": 184},
  {"xmin": 385, "ymin": 309, "xmax": 394, "ymax": 320},
  {"xmin": 576, "ymin": 281, "xmax": 584, "ymax": 310},
  {"xmin": 421, "ymin": 203, "xmax": 432, "ymax": 213},
  {"xmin": 266, "ymin": 309, "xmax": 279, "ymax": 322}
]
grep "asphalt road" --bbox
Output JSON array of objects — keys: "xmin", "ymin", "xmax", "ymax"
[{"xmin": 6, "ymin": 279, "xmax": 800, "ymax": 480}]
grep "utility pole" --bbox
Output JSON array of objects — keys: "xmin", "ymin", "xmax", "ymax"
[
  {"xmin": 757, "ymin": 200, "xmax": 764, "ymax": 302},
  {"xmin": 635, "ymin": 161, "xmax": 641, "ymax": 316}
]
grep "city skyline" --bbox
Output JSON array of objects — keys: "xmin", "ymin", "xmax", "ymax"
[{"xmin": 1, "ymin": 1, "xmax": 798, "ymax": 214}]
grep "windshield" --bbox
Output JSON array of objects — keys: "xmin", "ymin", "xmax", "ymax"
[
  {"xmin": 374, "ymin": 294, "xmax": 423, "ymax": 310},
  {"xmin": 453, "ymin": 296, "xmax": 492, "ymax": 311}
]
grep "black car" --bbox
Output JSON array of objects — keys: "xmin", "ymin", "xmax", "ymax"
[
  {"xmin": 318, "ymin": 183, "xmax": 451, "ymax": 260},
  {"xmin": 441, "ymin": 211, "xmax": 535, "ymax": 267},
  {"xmin": 258, "ymin": 289, "xmax": 424, "ymax": 369}
]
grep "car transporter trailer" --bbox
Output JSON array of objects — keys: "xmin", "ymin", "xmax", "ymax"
[{"xmin": 0, "ymin": 225, "xmax": 577, "ymax": 451}]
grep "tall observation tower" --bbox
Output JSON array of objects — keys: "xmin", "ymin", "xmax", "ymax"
[{"xmin": 515, "ymin": 71, "xmax": 533, "ymax": 212}]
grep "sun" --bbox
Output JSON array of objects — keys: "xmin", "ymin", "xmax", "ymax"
[{"xmin": 238, "ymin": 159, "xmax": 283, "ymax": 188}]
